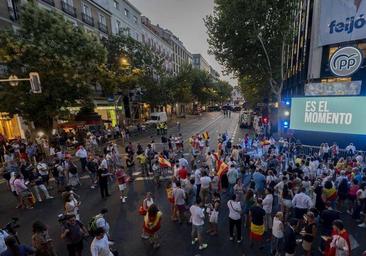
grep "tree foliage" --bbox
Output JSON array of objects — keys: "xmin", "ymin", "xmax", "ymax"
[
  {"xmin": 205, "ymin": 0, "xmax": 297, "ymax": 104},
  {"xmin": 0, "ymin": 3, "xmax": 107, "ymax": 130}
]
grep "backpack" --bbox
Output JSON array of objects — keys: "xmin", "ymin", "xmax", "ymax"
[
  {"xmin": 87, "ymin": 214, "xmax": 102, "ymax": 236},
  {"xmin": 68, "ymin": 164, "xmax": 78, "ymax": 175}
]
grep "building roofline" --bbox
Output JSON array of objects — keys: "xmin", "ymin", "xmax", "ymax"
[
  {"xmin": 88, "ymin": 0, "xmax": 112, "ymax": 15},
  {"xmin": 124, "ymin": 0, "xmax": 142, "ymax": 14}
]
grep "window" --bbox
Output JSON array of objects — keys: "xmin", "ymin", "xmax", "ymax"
[
  {"xmin": 99, "ymin": 14, "xmax": 106, "ymax": 25},
  {"xmin": 6, "ymin": 0, "xmax": 13, "ymax": 8},
  {"xmin": 82, "ymin": 3, "xmax": 91, "ymax": 16},
  {"xmin": 113, "ymin": 0, "xmax": 119, "ymax": 10},
  {"xmin": 116, "ymin": 20, "xmax": 121, "ymax": 32},
  {"xmin": 124, "ymin": 8, "xmax": 129, "ymax": 17},
  {"xmin": 133, "ymin": 16, "xmax": 138, "ymax": 24},
  {"xmin": 65, "ymin": 0, "xmax": 73, "ymax": 6}
]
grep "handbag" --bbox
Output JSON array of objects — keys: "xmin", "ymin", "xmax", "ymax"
[{"xmin": 139, "ymin": 205, "xmax": 147, "ymax": 216}]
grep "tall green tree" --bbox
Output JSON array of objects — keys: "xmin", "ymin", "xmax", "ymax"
[
  {"xmin": 205, "ymin": 0, "xmax": 297, "ymax": 103},
  {"xmin": 103, "ymin": 33, "xmax": 163, "ymax": 94},
  {"xmin": 0, "ymin": 3, "xmax": 107, "ymax": 131}
]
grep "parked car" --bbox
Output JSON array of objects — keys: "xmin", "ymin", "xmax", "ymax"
[{"xmin": 208, "ymin": 106, "xmax": 221, "ymax": 112}]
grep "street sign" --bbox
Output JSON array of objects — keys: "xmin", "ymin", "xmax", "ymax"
[
  {"xmin": 8, "ymin": 75, "xmax": 18, "ymax": 87},
  {"xmin": 29, "ymin": 72, "xmax": 42, "ymax": 93}
]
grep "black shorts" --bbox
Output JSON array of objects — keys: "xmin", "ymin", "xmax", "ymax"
[{"xmin": 67, "ymin": 240, "xmax": 83, "ymax": 256}]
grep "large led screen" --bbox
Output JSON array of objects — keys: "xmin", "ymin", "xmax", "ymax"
[{"xmin": 290, "ymin": 97, "xmax": 366, "ymax": 135}]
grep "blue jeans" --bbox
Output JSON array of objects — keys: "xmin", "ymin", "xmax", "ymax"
[{"xmin": 271, "ymin": 237, "xmax": 283, "ymax": 255}]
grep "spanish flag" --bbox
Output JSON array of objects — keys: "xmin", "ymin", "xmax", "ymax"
[
  {"xmin": 159, "ymin": 156, "xmax": 172, "ymax": 168},
  {"xmin": 324, "ymin": 187, "xmax": 337, "ymax": 201},
  {"xmin": 250, "ymin": 222, "xmax": 264, "ymax": 240},
  {"xmin": 202, "ymin": 131, "xmax": 209, "ymax": 140},
  {"xmin": 217, "ymin": 161, "xmax": 228, "ymax": 177}
]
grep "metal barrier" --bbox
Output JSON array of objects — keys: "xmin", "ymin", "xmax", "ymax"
[{"xmin": 299, "ymin": 144, "xmax": 366, "ymax": 159}]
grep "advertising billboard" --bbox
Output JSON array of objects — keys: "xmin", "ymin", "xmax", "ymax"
[
  {"xmin": 319, "ymin": 0, "xmax": 366, "ymax": 46},
  {"xmin": 290, "ymin": 96, "xmax": 366, "ymax": 135}
]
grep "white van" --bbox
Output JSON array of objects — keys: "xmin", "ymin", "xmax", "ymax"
[{"xmin": 145, "ymin": 112, "xmax": 168, "ymax": 125}]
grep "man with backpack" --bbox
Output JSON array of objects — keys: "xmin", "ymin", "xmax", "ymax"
[{"xmin": 88, "ymin": 209, "xmax": 110, "ymax": 239}]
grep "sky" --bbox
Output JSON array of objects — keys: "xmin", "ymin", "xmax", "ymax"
[{"xmin": 130, "ymin": 0, "xmax": 236, "ymax": 86}]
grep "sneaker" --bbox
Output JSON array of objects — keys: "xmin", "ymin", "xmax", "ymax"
[
  {"xmin": 358, "ymin": 223, "xmax": 366, "ymax": 228},
  {"xmin": 199, "ymin": 244, "xmax": 208, "ymax": 250},
  {"xmin": 229, "ymin": 237, "xmax": 234, "ymax": 241},
  {"xmin": 237, "ymin": 240, "xmax": 242, "ymax": 243},
  {"xmin": 141, "ymin": 234, "xmax": 149, "ymax": 239},
  {"xmin": 191, "ymin": 238, "xmax": 198, "ymax": 245},
  {"xmin": 90, "ymin": 185, "xmax": 95, "ymax": 189}
]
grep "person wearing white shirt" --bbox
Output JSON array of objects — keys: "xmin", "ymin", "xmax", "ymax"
[
  {"xmin": 75, "ymin": 146, "xmax": 88, "ymax": 172},
  {"xmin": 227, "ymin": 194, "xmax": 242, "ymax": 243},
  {"xmin": 194, "ymin": 168, "xmax": 202, "ymax": 198},
  {"xmin": 90, "ymin": 228, "xmax": 113, "ymax": 256},
  {"xmin": 292, "ymin": 188, "xmax": 312, "ymax": 219},
  {"xmin": 199, "ymin": 171, "xmax": 211, "ymax": 205},
  {"xmin": 271, "ymin": 212, "xmax": 284, "ymax": 255},
  {"xmin": 190, "ymin": 197, "xmax": 208, "ymax": 250},
  {"xmin": 263, "ymin": 188, "xmax": 274, "ymax": 231},
  {"xmin": 95, "ymin": 209, "xmax": 110, "ymax": 238}
]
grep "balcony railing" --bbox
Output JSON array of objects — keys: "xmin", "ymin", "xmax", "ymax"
[
  {"xmin": 81, "ymin": 13, "xmax": 94, "ymax": 26},
  {"xmin": 40, "ymin": 0, "xmax": 55, "ymax": 6},
  {"xmin": 98, "ymin": 22, "xmax": 108, "ymax": 33},
  {"xmin": 61, "ymin": 1, "xmax": 77, "ymax": 18}
]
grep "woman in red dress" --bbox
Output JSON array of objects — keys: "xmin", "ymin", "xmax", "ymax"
[
  {"xmin": 143, "ymin": 204, "xmax": 162, "ymax": 249},
  {"xmin": 324, "ymin": 220, "xmax": 351, "ymax": 256}
]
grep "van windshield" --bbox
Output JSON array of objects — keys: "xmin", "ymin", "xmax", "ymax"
[{"xmin": 150, "ymin": 116, "xmax": 160, "ymax": 121}]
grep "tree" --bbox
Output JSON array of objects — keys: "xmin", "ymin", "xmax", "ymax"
[
  {"xmin": 212, "ymin": 80, "xmax": 233, "ymax": 104},
  {"xmin": 103, "ymin": 33, "xmax": 163, "ymax": 94},
  {"xmin": 205, "ymin": 0, "xmax": 297, "ymax": 104},
  {"xmin": 0, "ymin": 3, "xmax": 107, "ymax": 131}
]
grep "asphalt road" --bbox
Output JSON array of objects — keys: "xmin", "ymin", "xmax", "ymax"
[{"xmin": 0, "ymin": 111, "xmax": 365, "ymax": 256}]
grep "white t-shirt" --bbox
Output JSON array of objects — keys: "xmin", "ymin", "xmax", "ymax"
[
  {"xmin": 262, "ymin": 194, "xmax": 274, "ymax": 214},
  {"xmin": 0, "ymin": 230, "xmax": 9, "ymax": 254},
  {"xmin": 227, "ymin": 200, "xmax": 241, "ymax": 220},
  {"xmin": 194, "ymin": 169, "xmax": 201, "ymax": 185},
  {"xmin": 190, "ymin": 205, "xmax": 205, "ymax": 226},
  {"xmin": 357, "ymin": 189, "xmax": 366, "ymax": 199},
  {"xmin": 90, "ymin": 234, "xmax": 113, "ymax": 256},
  {"xmin": 173, "ymin": 188, "xmax": 186, "ymax": 205},
  {"xmin": 272, "ymin": 217, "xmax": 284, "ymax": 238},
  {"xmin": 200, "ymin": 176, "xmax": 211, "ymax": 189}
]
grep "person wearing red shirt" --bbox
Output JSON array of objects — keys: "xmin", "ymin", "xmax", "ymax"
[{"xmin": 178, "ymin": 166, "xmax": 188, "ymax": 180}]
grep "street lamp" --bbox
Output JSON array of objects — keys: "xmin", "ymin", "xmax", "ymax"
[{"xmin": 119, "ymin": 56, "xmax": 130, "ymax": 69}]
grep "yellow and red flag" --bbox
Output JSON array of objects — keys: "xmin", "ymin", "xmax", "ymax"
[
  {"xmin": 202, "ymin": 131, "xmax": 209, "ymax": 140},
  {"xmin": 159, "ymin": 156, "xmax": 172, "ymax": 168},
  {"xmin": 217, "ymin": 161, "xmax": 228, "ymax": 178}
]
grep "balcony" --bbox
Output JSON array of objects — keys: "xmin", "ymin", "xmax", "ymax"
[
  {"xmin": 61, "ymin": 1, "xmax": 76, "ymax": 18},
  {"xmin": 98, "ymin": 22, "xmax": 108, "ymax": 33},
  {"xmin": 40, "ymin": 0, "xmax": 55, "ymax": 6},
  {"xmin": 81, "ymin": 13, "xmax": 94, "ymax": 26}
]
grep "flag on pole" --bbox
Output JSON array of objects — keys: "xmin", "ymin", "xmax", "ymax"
[
  {"xmin": 202, "ymin": 131, "xmax": 209, "ymax": 140},
  {"xmin": 159, "ymin": 156, "xmax": 171, "ymax": 168},
  {"xmin": 217, "ymin": 161, "xmax": 228, "ymax": 177}
]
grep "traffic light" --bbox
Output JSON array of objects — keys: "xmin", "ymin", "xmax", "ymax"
[{"xmin": 29, "ymin": 72, "xmax": 42, "ymax": 93}]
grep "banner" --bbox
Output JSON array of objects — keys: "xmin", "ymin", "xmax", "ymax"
[
  {"xmin": 319, "ymin": 0, "xmax": 366, "ymax": 46},
  {"xmin": 304, "ymin": 81, "xmax": 361, "ymax": 96},
  {"xmin": 290, "ymin": 97, "xmax": 366, "ymax": 135}
]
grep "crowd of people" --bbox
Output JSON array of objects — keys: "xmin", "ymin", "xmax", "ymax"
[{"xmin": 1, "ymin": 121, "xmax": 366, "ymax": 255}]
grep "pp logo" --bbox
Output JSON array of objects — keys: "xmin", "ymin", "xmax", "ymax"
[{"xmin": 330, "ymin": 46, "xmax": 363, "ymax": 77}]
